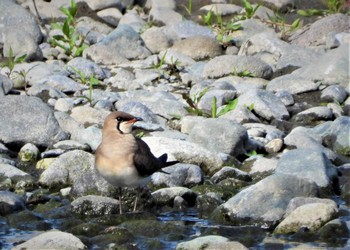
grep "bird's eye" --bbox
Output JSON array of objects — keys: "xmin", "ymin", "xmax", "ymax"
[{"xmin": 116, "ymin": 117, "xmax": 123, "ymax": 122}]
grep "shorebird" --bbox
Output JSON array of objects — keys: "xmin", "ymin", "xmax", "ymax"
[{"xmin": 95, "ymin": 111, "xmax": 178, "ymax": 213}]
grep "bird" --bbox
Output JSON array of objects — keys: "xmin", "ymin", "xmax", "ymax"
[{"xmin": 95, "ymin": 111, "xmax": 178, "ymax": 213}]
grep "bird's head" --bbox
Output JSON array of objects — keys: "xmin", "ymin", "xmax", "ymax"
[{"xmin": 104, "ymin": 111, "xmax": 142, "ymax": 134}]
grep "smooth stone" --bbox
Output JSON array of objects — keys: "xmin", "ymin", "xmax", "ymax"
[
  {"xmin": 151, "ymin": 187, "xmax": 197, "ymax": 206},
  {"xmin": 176, "ymin": 235, "xmax": 229, "ymax": 250},
  {"xmin": 274, "ymin": 203, "xmax": 338, "ymax": 234},
  {"xmin": 12, "ymin": 230, "xmax": 86, "ymax": 250},
  {"xmin": 321, "ymin": 85, "xmax": 348, "ymax": 104},
  {"xmin": 71, "ymin": 195, "xmax": 120, "ymax": 216},
  {"xmin": 18, "ymin": 143, "xmax": 40, "ymax": 162},
  {"xmin": 294, "ymin": 106, "xmax": 333, "ymax": 123},
  {"xmin": 0, "ymin": 191, "xmax": 26, "ymax": 215},
  {"xmin": 267, "ymin": 75, "xmax": 320, "ymax": 95}
]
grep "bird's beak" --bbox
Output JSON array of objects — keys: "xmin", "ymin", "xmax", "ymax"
[{"xmin": 127, "ymin": 117, "xmax": 143, "ymax": 124}]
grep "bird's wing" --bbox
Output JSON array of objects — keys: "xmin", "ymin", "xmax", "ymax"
[{"xmin": 133, "ymin": 138, "xmax": 164, "ymax": 176}]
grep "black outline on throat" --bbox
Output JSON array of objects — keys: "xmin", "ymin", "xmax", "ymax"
[{"xmin": 116, "ymin": 122, "xmax": 124, "ymax": 134}]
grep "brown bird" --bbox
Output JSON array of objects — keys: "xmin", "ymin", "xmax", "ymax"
[{"xmin": 95, "ymin": 111, "xmax": 178, "ymax": 213}]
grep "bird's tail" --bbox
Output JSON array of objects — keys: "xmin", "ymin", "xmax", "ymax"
[{"xmin": 158, "ymin": 153, "xmax": 179, "ymax": 167}]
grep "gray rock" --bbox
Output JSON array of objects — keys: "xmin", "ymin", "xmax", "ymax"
[
  {"xmin": 97, "ymin": 7, "xmax": 123, "ymax": 27},
  {"xmin": 254, "ymin": 0, "xmax": 296, "ymax": 12},
  {"xmin": 39, "ymin": 150, "xmax": 112, "ymax": 196},
  {"xmin": 219, "ymin": 106, "xmax": 261, "ymax": 124},
  {"xmin": 164, "ymin": 20, "xmax": 215, "ymax": 40},
  {"xmin": 264, "ymin": 138, "xmax": 284, "ymax": 153},
  {"xmin": 327, "ymin": 103, "xmax": 344, "ymax": 118},
  {"xmin": 0, "ymin": 95, "xmax": 68, "ymax": 147},
  {"xmin": 118, "ymin": 10, "xmax": 147, "ymax": 33},
  {"xmin": 151, "ymin": 187, "xmax": 197, "ymax": 206},
  {"xmin": 275, "ymin": 90, "xmax": 294, "ymax": 106},
  {"xmin": 321, "ymin": 85, "xmax": 348, "ymax": 104},
  {"xmin": 159, "ymin": 49, "xmax": 196, "ymax": 67},
  {"xmin": 275, "ymin": 149, "xmax": 338, "ymax": 190},
  {"xmin": 170, "ymin": 35, "xmax": 223, "ymax": 60},
  {"xmin": 290, "ymin": 14, "xmax": 350, "ymax": 47},
  {"xmin": 151, "ymin": 163, "xmax": 203, "ymax": 188},
  {"xmin": 141, "ymin": 27, "xmax": 172, "ymax": 54},
  {"xmin": 84, "ymin": 89, "xmax": 121, "ymax": 105},
  {"xmin": 67, "ymin": 57, "xmax": 109, "ymax": 80},
  {"xmin": 150, "ymin": 1, "xmax": 183, "ymax": 26},
  {"xmin": 274, "ymin": 203, "xmax": 338, "ymax": 234},
  {"xmin": 291, "ymin": 44, "xmax": 349, "ymax": 88},
  {"xmin": 211, "ymin": 167, "xmax": 251, "ymax": 183},
  {"xmin": 326, "ymin": 32, "xmax": 350, "ymax": 49},
  {"xmin": 249, "ymin": 156, "xmax": 278, "ymax": 174},
  {"xmin": 204, "ymin": 55, "xmax": 273, "ymax": 80},
  {"xmin": 176, "ymin": 235, "xmax": 230, "ymax": 250},
  {"xmin": 83, "ymin": 24, "xmax": 151, "ymax": 65},
  {"xmin": 239, "ymin": 33, "xmax": 324, "ymax": 76},
  {"xmin": 267, "ymin": 75, "xmax": 320, "ymax": 95},
  {"xmin": 180, "ymin": 116, "xmax": 207, "ymax": 134},
  {"xmin": 284, "ymin": 197, "xmax": 337, "ymax": 218},
  {"xmin": 32, "ymin": 75, "xmax": 87, "ymax": 94},
  {"xmin": 243, "ymin": 123, "xmax": 285, "ymax": 140},
  {"xmin": 0, "ymin": 164, "xmax": 34, "ymax": 187},
  {"xmin": 313, "ymin": 116, "xmax": 350, "ymax": 156},
  {"xmin": 71, "ymin": 195, "xmax": 120, "ymax": 216},
  {"xmin": 119, "ymin": 90, "xmax": 188, "ymax": 119},
  {"xmin": 54, "ymin": 98, "xmax": 75, "ymax": 112},
  {"xmin": 200, "ymin": 4, "xmax": 242, "ymax": 15},
  {"xmin": 212, "ymin": 174, "xmax": 318, "ymax": 226},
  {"xmin": 213, "ymin": 76, "xmax": 267, "ymax": 96},
  {"xmin": 84, "ymin": 0, "xmax": 133, "ymax": 11},
  {"xmin": 53, "ymin": 140, "xmax": 90, "ymax": 151},
  {"xmin": 319, "ymin": 218, "xmax": 350, "ymax": 242},
  {"xmin": 12, "ymin": 230, "xmax": 86, "ymax": 250},
  {"xmin": 237, "ymin": 89, "xmax": 289, "ymax": 121},
  {"xmin": 187, "ymin": 118, "xmax": 249, "ymax": 156},
  {"xmin": 284, "ymin": 126, "xmax": 338, "ymax": 162},
  {"xmin": 70, "ymin": 106, "xmax": 110, "ymax": 126},
  {"xmin": 294, "ymin": 106, "xmax": 333, "ymax": 123},
  {"xmin": 0, "ymin": 191, "xmax": 26, "ymax": 215},
  {"xmin": 0, "ymin": 0, "xmax": 42, "ymax": 57},
  {"xmin": 0, "ymin": 75, "xmax": 13, "ymax": 95},
  {"xmin": 142, "ymin": 136, "xmax": 230, "ymax": 175},
  {"xmin": 70, "ymin": 125, "xmax": 102, "ymax": 152},
  {"xmin": 117, "ymin": 101, "xmax": 161, "ymax": 124}
]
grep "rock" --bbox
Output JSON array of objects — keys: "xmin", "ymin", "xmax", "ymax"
[
  {"xmin": 197, "ymin": 89, "xmax": 237, "ymax": 114},
  {"xmin": 255, "ymin": 0, "xmax": 296, "ymax": 12},
  {"xmin": 321, "ymin": 85, "xmax": 348, "ymax": 104},
  {"xmin": 291, "ymin": 44, "xmax": 349, "ymax": 88},
  {"xmin": 211, "ymin": 167, "xmax": 252, "ymax": 183},
  {"xmin": 70, "ymin": 106, "xmax": 110, "ymax": 126},
  {"xmin": 151, "ymin": 163, "xmax": 203, "ymax": 188},
  {"xmin": 71, "ymin": 195, "xmax": 120, "ymax": 216},
  {"xmin": 284, "ymin": 197, "xmax": 337, "ymax": 218},
  {"xmin": 239, "ymin": 33, "xmax": 323, "ymax": 76},
  {"xmin": 18, "ymin": 143, "xmax": 40, "ymax": 162},
  {"xmin": 67, "ymin": 57, "xmax": 109, "ymax": 80},
  {"xmin": 248, "ymin": 156, "xmax": 278, "ymax": 174},
  {"xmin": 70, "ymin": 125, "xmax": 102, "ymax": 151},
  {"xmin": 0, "ymin": 191, "xmax": 26, "ymax": 215},
  {"xmin": 220, "ymin": 105, "xmax": 261, "ymax": 124},
  {"xmin": 275, "ymin": 149, "xmax": 338, "ymax": 191},
  {"xmin": 0, "ymin": 95, "xmax": 68, "ymax": 147},
  {"xmin": 290, "ymin": 14, "xmax": 350, "ymax": 47},
  {"xmin": 83, "ymin": 24, "xmax": 151, "ymax": 65},
  {"xmin": 97, "ymin": 7, "xmax": 123, "ymax": 27},
  {"xmin": 176, "ymin": 235, "xmax": 229, "ymax": 250},
  {"xmin": 159, "ymin": 49, "xmax": 196, "ymax": 67},
  {"xmin": 339, "ymin": 165, "xmax": 350, "ymax": 205},
  {"xmin": 53, "ymin": 140, "xmax": 91, "ymax": 152},
  {"xmin": 39, "ymin": 150, "xmax": 112, "ymax": 196},
  {"xmin": 118, "ymin": 10, "xmax": 147, "ymax": 33},
  {"xmin": 12, "ymin": 230, "xmax": 86, "ymax": 250},
  {"xmin": 275, "ymin": 90, "xmax": 294, "ymax": 106},
  {"xmin": 170, "ymin": 35, "xmax": 223, "ymax": 60},
  {"xmin": 293, "ymin": 106, "xmax": 333, "ymax": 123},
  {"xmin": 0, "ymin": 75, "xmax": 13, "ymax": 95},
  {"xmin": 284, "ymin": 126, "xmax": 338, "ymax": 162},
  {"xmin": 141, "ymin": 27, "xmax": 172, "ymax": 54},
  {"xmin": 211, "ymin": 174, "xmax": 318, "ymax": 226},
  {"xmin": 264, "ymin": 138, "xmax": 283, "ymax": 153},
  {"xmin": 237, "ymin": 89, "xmax": 289, "ymax": 121},
  {"xmin": 84, "ymin": 0, "xmax": 133, "ymax": 11},
  {"xmin": 187, "ymin": 118, "xmax": 249, "ymax": 157},
  {"xmin": 267, "ymin": 75, "xmax": 320, "ymax": 95},
  {"xmin": 164, "ymin": 20, "xmax": 215, "ymax": 40},
  {"xmin": 200, "ymin": 4, "xmax": 242, "ymax": 15},
  {"xmin": 149, "ymin": 0, "xmax": 182, "ymax": 26},
  {"xmin": 319, "ymin": 219, "xmax": 350, "ymax": 243},
  {"xmin": 313, "ymin": 116, "xmax": 350, "ymax": 156},
  {"xmin": 204, "ymin": 55, "xmax": 273, "ymax": 80},
  {"xmin": 274, "ymin": 203, "xmax": 338, "ymax": 234},
  {"xmin": 0, "ymin": 0, "xmax": 42, "ymax": 59},
  {"xmin": 152, "ymin": 187, "xmax": 197, "ymax": 206}
]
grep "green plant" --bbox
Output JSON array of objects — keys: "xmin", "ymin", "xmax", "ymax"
[
  {"xmin": 71, "ymin": 67, "xmax": 100, "ymax": 106},
  {"xmin": 49, "ymin": 0, "xmax": 89, "ymax": 57},
  {"xmin": 241, "ymin": 0, "xmax": 260, "ymax": 19},
  {"xmin": 297, "ymin": 0, "xmax": 347, "ymax": 16},
  {"xmin": 231, "ymin": 68, "xmax": 255, "ymax": 77},
  {"xmin": 182, "ymin": 86, "xmax": 211, "ymax": 116},
  {"xmin": 211, "ymin": 97, "xmax": 239, "ymax": 118},
  {"xmin": 266, "ymin": 13, "xmax": 301, "ymax": 40},
  {"xmin": 0, "ymin": 47, "xmax": 27, "ymax": 77}
]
